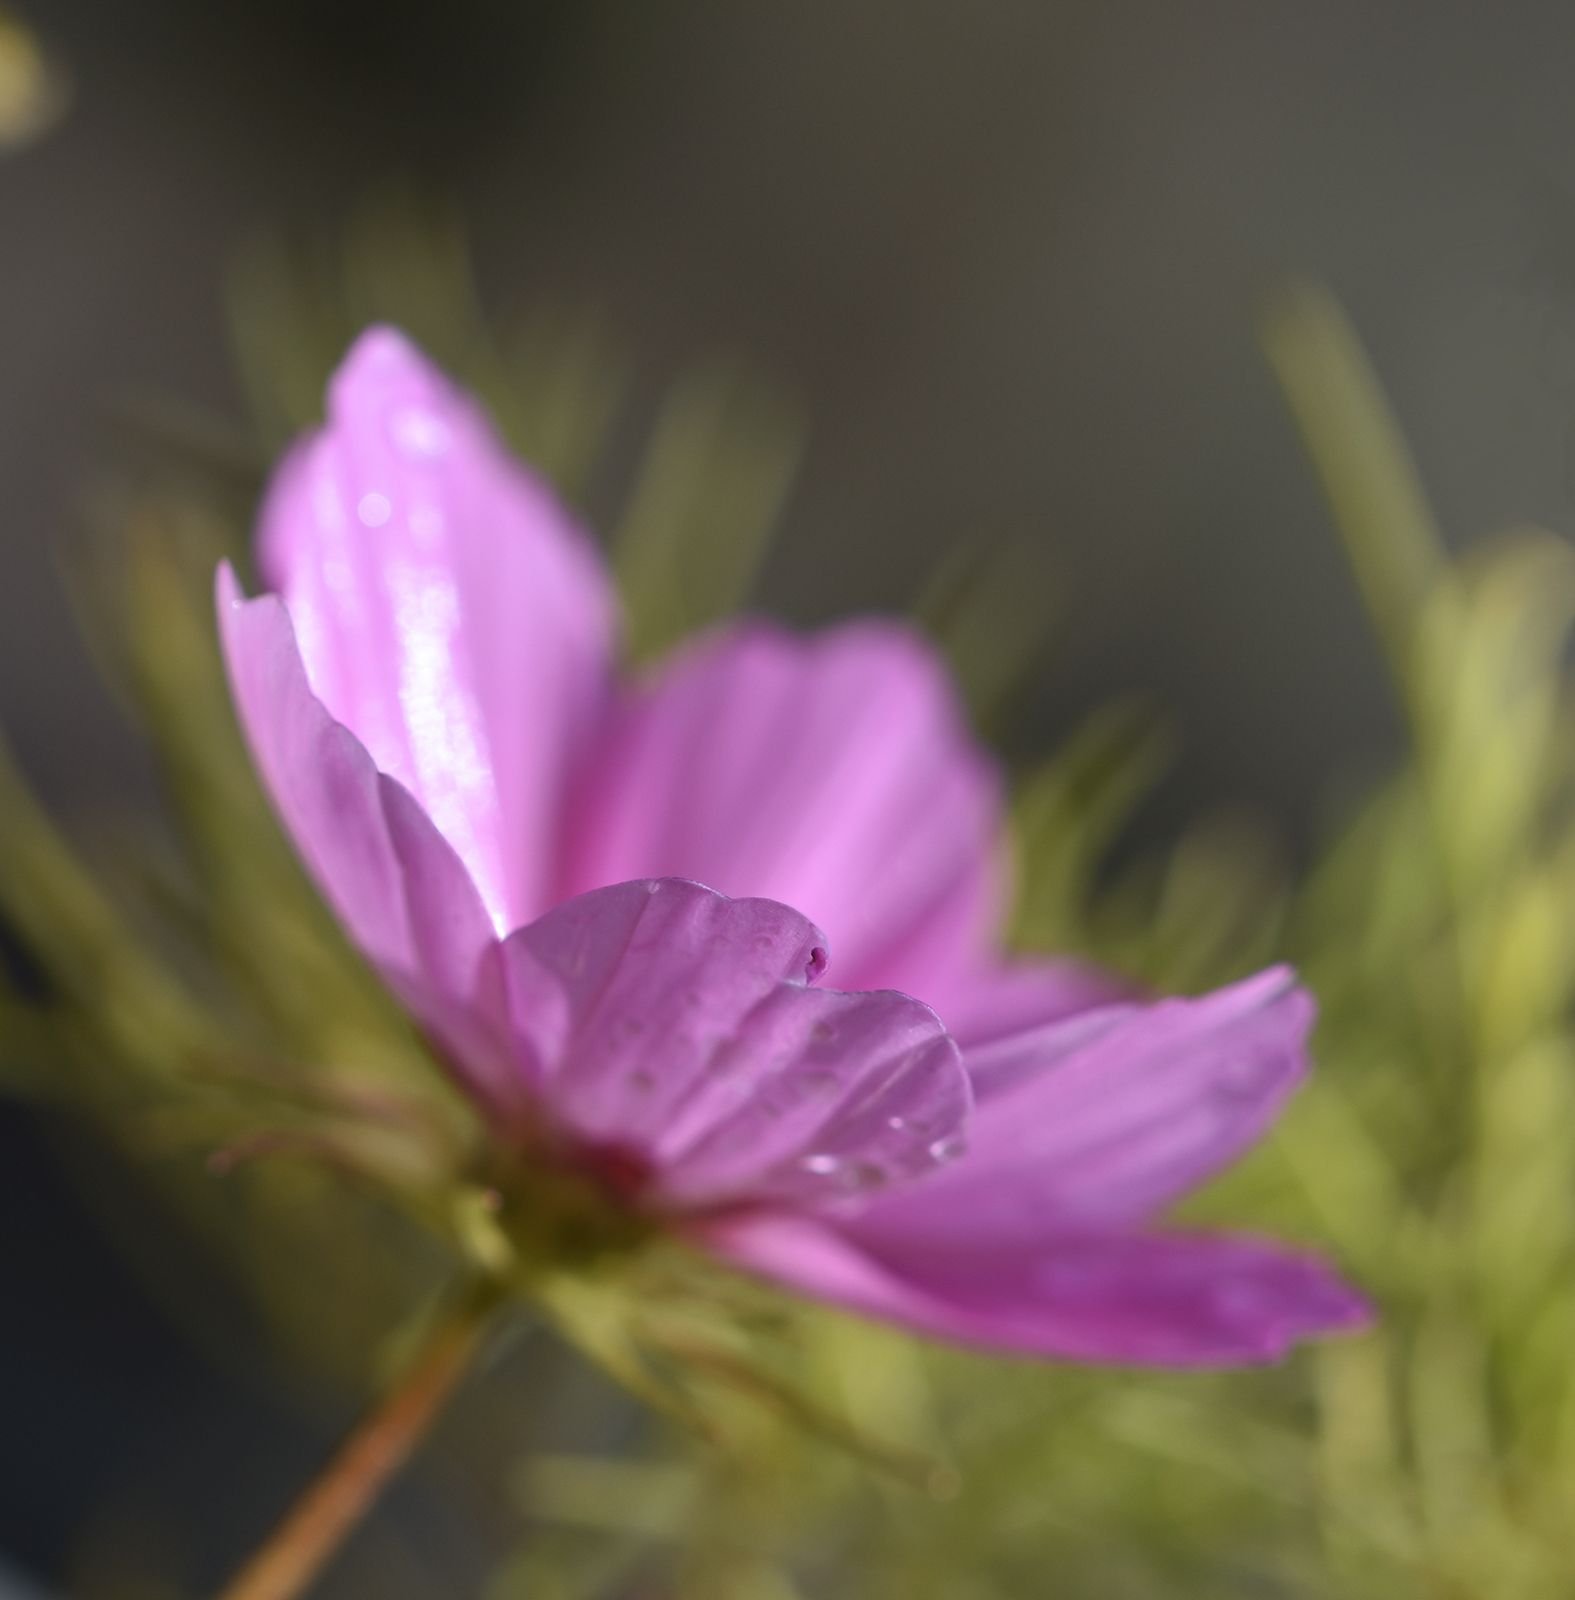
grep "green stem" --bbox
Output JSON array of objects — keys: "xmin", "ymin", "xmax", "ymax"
[{"xmin": 216, "ymin": 1290, "xmax": 498, "ymax": 1600}]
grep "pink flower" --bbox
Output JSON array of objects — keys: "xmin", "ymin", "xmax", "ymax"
[{"xmin": 218, "ymin": 328, "xmax": 1368, "ymax": 1366}]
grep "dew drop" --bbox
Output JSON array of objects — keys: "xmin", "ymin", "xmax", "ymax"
[
  {"xmin": 927, "ymin": 1134, "xmax": 966, "ymax": 1164},
  {"xmin": 1218, "ymin": 1053, "xmax": 1266, "ymax": 1099},
  {"xmin": 356, "ymin": 491, "xmax": 392, "ymax": 527},
  {"xmin": 390, "ymin": 405, "xmax": 452, "ymax": 458},
  {"xmin": 886, "ymin": 1115, "xmax": 910, "ymax": 1133},
  {"xmin": 799, "ymin": 1153, "xmax": 841, "ymax": 1177}
]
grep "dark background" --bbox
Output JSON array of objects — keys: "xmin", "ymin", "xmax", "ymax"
[{"xmin": 4, "ymin": 2, "xmax": 1575, "ymax": 1591}]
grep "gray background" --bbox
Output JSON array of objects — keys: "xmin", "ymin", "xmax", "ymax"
[{"xmin": 8, "ymin": 2, "xmax": 1575, "ymax": 829}]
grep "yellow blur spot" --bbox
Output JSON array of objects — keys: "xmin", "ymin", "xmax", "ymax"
[{"xmin": 0, "ymin": 9, "xmax": 66, "ymax": 150}]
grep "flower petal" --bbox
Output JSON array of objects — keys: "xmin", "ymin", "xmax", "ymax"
[
  {"xmin": 851, "ymin": 967, "xmax": 1312, "ymax": 1238},
  {"xmin": 560, "ymin": 621, "xmax": 1003, "ymax": 998},
  {"xmin": 702, "ymin": 1212, "xmax": 1368, "ymax": 1365},
  {"xmin": 216, "ymin": 565, "xmax": 516, "ymax": 1100},
  {"xmin": 257, "ymin": 327, "xmax": 617, "ymax": 933},
  {"xmin": 493, "ymin": 879, "xmax": 970, "ymax": 1208},
  {"xmin": 936, "ymin": 955, "xmax": 1136, "ymax": 1053}
]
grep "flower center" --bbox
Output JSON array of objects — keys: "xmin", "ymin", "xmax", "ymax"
[
  {"xmin": 575, "ymin": 1139, "xmax": 658, "ymax": 1205},
  {"xmin": 485, "ymin": 1134, "xmax": 661, "ymax": 1275}
]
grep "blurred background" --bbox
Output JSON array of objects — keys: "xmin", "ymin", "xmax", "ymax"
[{"xmin": 7, "ymin": 3, "xmax": 1575, "ymax": 1595}]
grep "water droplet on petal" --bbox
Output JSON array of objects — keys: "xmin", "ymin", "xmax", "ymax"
[
  {"xmin": 390, "ymin": 405, "xmax": 452, "ymax": 458},
  {"xmin": 927, "ymin": 1134, "xmax": 966, "ymax": 1165},
  {"xmin": 886, "ymin": 1115, "xmax": 910, "ymax": 1133},
  {"xmin": 1218, "ymin": 1053, "xmax": 1267, "ymax": 1098},
  {"xmin": 357, "ymin": 491, "xmax": 392, "ymax": 527},
  {"xmin": 799, "ymin": 1153, "xmax": 841, "ymax": 1177},
  {"xmin": 643, "ymin": 880, "xmax": 662, "ymax": 895}
]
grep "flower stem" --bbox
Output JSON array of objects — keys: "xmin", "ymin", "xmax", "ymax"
[{"xmin": 217, "ymin": 1287, "xmax": 500, "ymax": 1600}]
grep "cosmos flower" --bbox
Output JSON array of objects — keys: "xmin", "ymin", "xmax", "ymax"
[{"xmin": 217, "ymin": 328, "xmax": 1367, "ymax": 1365}]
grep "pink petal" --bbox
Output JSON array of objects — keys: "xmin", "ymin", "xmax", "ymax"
[
  {"xmin": 701, "ymin": 1212, "xmax": 1369, "ymax": 1365},
  {"xmin": 559, "ymin": 621, "xmax": 1004, "ymax": 998},
  {"xmin": 216, "ymin": 565, "xmax": 525, "ymax": 1109},
  {"xmin": 493, "ymin": 879, "xmax": 970, "ymax": 1208},
  {"xmin": 937, "ymin": 955, "xmax": 1137, "ymax": 1053},
  {"xmin": 852, "ymin": 967, "xmax": 1312, "ymax": 1238},
  {"xmin": 256, "ymin": 327, "xmax": 617, "ymax": 934}
]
